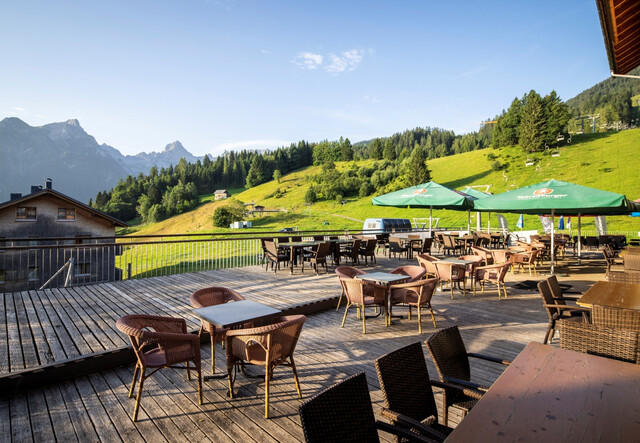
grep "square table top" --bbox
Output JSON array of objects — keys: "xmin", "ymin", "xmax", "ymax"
[
  {"xmin": 355, "ymin": 272, "xmax": 409, "ymax": 284},
  {"xmin": 193, "ymin": 300, "xmax": 281, "ymax": 329},
  {"xmin": 446, "ymin": 341, "xmax": 640, "ymax": 442},
  {"xmin": 277, "ymin": 241, "xmax": 318, "ymax": 248},
  {"xmin": 577, "ymin": 280, "xmax": 640, "ymax": 309}
]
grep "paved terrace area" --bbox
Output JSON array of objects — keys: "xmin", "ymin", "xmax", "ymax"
[{"xmin": 0, "ymin": 250, "xmax": 610, "ymax": 442}]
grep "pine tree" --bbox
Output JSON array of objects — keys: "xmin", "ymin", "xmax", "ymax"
[
  {"xmin": 383, "ymin": 139, "xmax": 396, "ymax": 161},
  {"xmin": 519, "ymin": 90, "xmax": 547, "ymax": 152},
  {"xmin": 406, "ymin": 145, "xmax": 431, "ymax": 186}
]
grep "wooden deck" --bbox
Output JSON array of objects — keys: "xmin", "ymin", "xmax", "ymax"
[{"xmin": 0, "ymin": 252, "xmax": 609, "ymax": 442}]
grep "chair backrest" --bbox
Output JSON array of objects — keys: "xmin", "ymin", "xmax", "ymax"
[
  {"xmin": 392, "ymin": 278, "xmax": 439, "ymax": 307},
  {"xmin": 341, "ymin": 277, "xmax": 366, "ymax": 305},
  {"xmin": 266, "ymin": 315, "xmax": 306, "ymax": 362},
  {"xmin": 442, "ymin": 235, "xmax": 456, "ymax": 249},
  {"xmin": 190, "ymin": 286, "xmax": 244, "ymax": 309},
  {"xmin": 419, "ymin": 238, "xmax": 433, "ymax": 253},
  {"xmin": 592, "ymin": 305, "xmax": 640, "ymax": 333},
  {"xmin": 546, "ymin": 275, "xmax": 567, "ymax": 306},
  {"xmin": 314, "ymin": 241, "xmax": 331, "ymax": 259},
  {"xmin": 425, "ymin": 325, "xmax": 471, "ymax": 382},
  {"xmin": 416, "ymin": 254, "xmax": 439, "ymax": 276},
  {"xmin": 537, "ymin": 278, "xmax": 561, "ymax": 320},
  {"xmin": 608, "ymin": 270, "xmax": 640, "ymax": 284},
  {"xmin": 491, "ymin": 250, "xmax": 511, "ymax": 264},
  {"xmin": 335, "ymin": 266, "xmax": 366, "ymax": 279},
  {"xmin": 264, "ymin": 240, "xmax": 279, "ymax": 258},
  {"xmin": 434, "ymin": 262, "xmax": 465, "ymax": 281},
  {"xmin": 375, "ymin": 342, "xmax": 441, "ymax": 426},
  {"xmin": 299, "ymin": 372, "xmax": 380, "ymax": 442},
  {"xmin": 558, "ymin": 319, "xmax": 639, "ymax": 364},
  {"xmin": 388, "ymin": 237, "xmax": 404, "ymax": 252},
  {"xmin": 390, "ymin": 265, "xmax": 426, "ymax": 282},
  {"xmin": 363, "ymin": 238, "xmax": 377, "ymax": 253},
  {"xmin": 290, "ymin": 236, "xmax": 302, "ymax": 243},
  {"xmin": 350, "ymin": 239, "xmax": 362, "ymax": 259}
]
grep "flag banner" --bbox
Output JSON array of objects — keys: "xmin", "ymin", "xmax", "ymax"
[
  {"xmin": 496, "ymin": 214, "xmax": 509, "ymax": 233},
  {"xmin": 595, "ymin": 216, "xmax": 608, "ymax": 235},
  {"xmin": 566, "ymin": 216, "xmax": 571, "ymax": 230},
  {"xmin": 516, "ymin": 214, "xmax": 524, "ymax": 229},
  {"xmin": 558, "ymin": 215, "xmax": 565, "ymax": 230},
  {"xmin": 539, "ymin": 215, "xmax": 553, "ymax": 234}
]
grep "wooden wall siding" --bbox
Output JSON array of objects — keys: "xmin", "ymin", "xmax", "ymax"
[{"xmin": 0, "ymin": 254, "xmax": 607, "ymax": 441}]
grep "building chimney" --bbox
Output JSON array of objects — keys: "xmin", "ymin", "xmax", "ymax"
[
  {"xmin": 45, "ymin": 178, "xmax": 52, "ymax": 190},
  {"xmin": 31, "ymin": 185, "xmax": 43, "ymax": 194},
  {"xmin": 10, "ymin": 193, "xmax": 22, "ymax": 201}
]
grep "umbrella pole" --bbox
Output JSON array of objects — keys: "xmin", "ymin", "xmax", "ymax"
[
  {"xmin": 429, "ymin": 206, "xmax": 433, "ymax": 236},
  {"xmin": 467, "ymin": 210, "xmax": 470, "ymax": 233},
  {"xmin": 578, "ymin": 214, "xmax": 582, "ymax": 265},
  {"xmin": 476, "ymin": 211, "xmax": 481, "ymax": 232},
  {"xmin": 551, "ymin": 209, "xmax": 555, "ymax": 274},
  {"xmin": 488, "ymin": 212, "xmax": 491, "ymax": 233}
]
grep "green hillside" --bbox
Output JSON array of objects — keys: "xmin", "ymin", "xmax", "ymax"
[{"xmin": 128, "ymin": 129, "xmax": 640, "ymax": 237}]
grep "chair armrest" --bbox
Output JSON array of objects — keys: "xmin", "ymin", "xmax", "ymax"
[
  {"xmin": 543, "ymin": 304, "xmax": 591, "ymax": 313},
  {"xmin": 436, "ymin": 377, "xmax": 486, "ymax": 400},
  {"xmin": 378, "ymin": 408, "xmax": 447, "ymax": 442},
  {"xmin": 467, "ymin": 352, "xmax": 512, "ymax": 365}
]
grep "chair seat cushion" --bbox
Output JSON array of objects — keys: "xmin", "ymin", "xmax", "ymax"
[{"xmin": 144, "ymin": 343, "xmax": 193, "ymax": 367}]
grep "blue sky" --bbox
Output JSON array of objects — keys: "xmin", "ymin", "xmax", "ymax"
[{"xmin": 0, "ymin": 0, "xmax": 610, "ymax": 157}]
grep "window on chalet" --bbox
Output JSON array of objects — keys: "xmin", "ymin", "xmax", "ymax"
[
  {"xmin": 75, "ymin": 235, "xmax": 92, "ymax": 244},
  {"xmin": 28, "ymin": 266, "xmax": 38, "ymax": 281},
  {"xmin": 58, "ymin": 208, "xmax": 76, "ymax": 220},
  {"xmin": 16, "ymin": 207, "xmax": 36, "ymax": 220},
  {"xmin": 28, "ymin": 236, "xmax": 39, "ymax": 247}
]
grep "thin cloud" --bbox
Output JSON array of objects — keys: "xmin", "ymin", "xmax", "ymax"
[
  {"xmin": 458, "ymin": 64, "xmax": 491, "ymax": 78},
  {"xmin": 292, "ymin": 52, "xmax": 323, "ymax": 70},
  {"xmin": 10, "ymin": 107, "xmax": 27, "ymax": 115},
  {"xmin": 325, "ymin": 49, "xmax": 364, "ymax": 73}
]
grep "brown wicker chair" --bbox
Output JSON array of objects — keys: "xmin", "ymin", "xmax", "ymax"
[
  {"xmin": 340, "ymin": 277, "xmax": 388, "ymax": 333},
  {"xmin": 607, "ymin": 270, "xmax": 640, "ymax": 284},
  {"xmin": 226, "ymin": 315, "xmax": 306, "ymax": 418},
  {"xmin": 359, "ymin": 238, "xmax": 378, "ymax": 265},
  {"xmin": 511, "ymin": 249, "xmax": 538, "ymax": 275},
  {"xmin": 390, "ymin": 264, "xmax": 427, "ymax": 282},
  {"xmin": 389, "ymin": 237, "xmax": 409, "ymax": 259},
  {"xmin": 471, "ymin": 246, "xmax": 493, "ymax": 266},
  {"xmin": 459, "ymin": 255, "xmax": 483, "ymax": 288},
  {"xmin": 374, "ymin": 342, "xmax": 456, "ymax": 441},
  {"xmin": 116, "ymin": 314, "xmax": 202, "ymax": 421},
  {"xmin": 416, "ymin": 253, "xmax": 440, "ymax": 278},
  {"xmin": 442, "ymin": 235, "xmax": 462, "ymax": 256},
  {"xmin": 340, "ymin": 239, "xmax": 361, "ymax": 265},
  {"xmin": 264, "ymin": 240, "xmax": 289, "ymax": 272},
  {"xmin": 299, "ymin": 372, "xmax": 439, "ymax": 443},
  {"xmin": 537, "ymin": 278, "xmax": 590, "ymax": 344},
  {"xmin": 425, "ymin": 325, "xmax": 511, "ymax": 426},
  {"xmin": 434, "ymin": 262, "xmax": 466, "ymax": 299},
  {"xmin": 592, "ymin": 304, "xmax": 640, "ymax": 333},
  {"xmin": 602, "ymin": 246, "xmax": 624, "ymax": 275},
  {"xmin": 334, "ymin": 265, "xmax": 367, "ymax": 311},
  {"xmin": 389, "ymin": 278, "xmax": 440, "ymax": 333},
  {"xmin": 490, "ymin": 249, "xmax": 512, "ymax": 265},
  {"xmin": 190, "ymin": 286, "xmax": 245, "ymax": 373},
  {"xmin": 558, "ymin": 319, "xmax": 639, "ymax": 364},
  {"xmin": 473, "ymin": 262, "xmax": 511, "ymax": 299},
  {"xmin": 303, "ymin": 241, "xmax": 330, "ymax": 274}
]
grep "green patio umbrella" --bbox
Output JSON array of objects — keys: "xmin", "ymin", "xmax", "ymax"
[
  {"xmin": 461, "ymin": 187, "xmax": 491, "ymax": 231},
  {"xmin": 372, "ymin": 181, "xmax": 474, "ymax": 233},
  {"xmin": 472, "ymin": 179, "xmax": 640, "ymax": 273}
]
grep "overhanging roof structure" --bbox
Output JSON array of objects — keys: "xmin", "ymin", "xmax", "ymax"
[{"xmin": 596, "ymin": 0, "xmax": 640, "ymax": 75}]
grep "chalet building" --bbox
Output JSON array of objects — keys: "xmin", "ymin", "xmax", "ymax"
[
  {"xmin": 214, "ymin": 189, "xmax": 230, "ymax": 200},
  {"xmin": 0, "ymin": 179, "xmax": 128, "ymax": 292}
]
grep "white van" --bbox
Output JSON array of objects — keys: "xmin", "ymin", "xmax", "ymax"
[{"xmin": 362, "ymin": 218, "xmax": 412, "ymax": 233}]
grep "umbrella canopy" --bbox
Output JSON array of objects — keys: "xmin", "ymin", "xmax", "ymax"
[
  {"xmin": 460, "ymin": 187, "xmax": 491, "ymax": 199},
  {"xmin": 372, "ymin": 181, "xmax": 474, "ymax": 210},
  {"xmin": 472, "ymin": 179, "xmax": 640, "ymax": 215}
]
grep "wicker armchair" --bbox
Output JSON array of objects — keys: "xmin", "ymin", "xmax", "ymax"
[
  {"xmin": 299, "ymin": 372, "xmax": 439, "ymax": 443},
  {"xmin": 442, "ymin": 235, "xmax": 462, "ymax": 256},
  {"xmin": 340, "ymin": 239, "xmax": 361, "ymax": 265},
  {"xmin": 471, "ymin": 246, "xmax": 493, "ymax": 266},
  {"xmin": 226, "ymin": 315, "xmax": 306, "ymax": 418},
  {"xmin": 303, "ymin": 241, "xmax": 330, "ymax": 274},
  {"xmin": 434, "ymin": 262, "xmax": 466, "ymax": 299},
  {"xmin": 490, "ymin": 249, "xmax": 512, "ymax": 265},
  {"xmin": 602, "ymin": 246, "xmax": 624, "ymax": 275},
  {"xmin": 359, "ymin": 238, "xmax": 378, "ymax": 265},
  {"xmin": 340, "ymin": 277, "xmax": 388, "ymax": 333},
  {"xmin": 190, "ymin": 286, "xmax": 244, "ymax": 373},
  {"xmin": 116, "ymin": 314, "xmax": 202, "ymax": 421},
  {"xmin": 389, "ymin": 278, "xmax": 440, "ymax": 333},
  {"xmin": 537, "ymin": 278, "xmax": 590, "ymax": 344},
  {"xmin": 558, "ymin": 319, "xmax": 639, "ymax": 364},
  {"xmin": 413, "ymin": 237, "xmax": 433, "ymax": 256},
  {"xmin": 592, "ymin": 304, "xmax": 640, "ymax": 333},
  {"xmin": 374, "ymin": 342, "xmax": 456, "ymax": 441},
  {"xmin": 607, "ymin": 270, "xmax": 640, "ymax": 284},
  {"xmin": 334, "ymin": 265, "xmax": 367, "ymax": 310},
  {"xmin": 473, "ymin": 262, "xmax": 511, "ymax": 299},
  {"xmin": 416, "ymin": 253, "xmax": 440, "ymax": 278},
  {"xmin": 511, "ymin": 249, "xmax": 538, "ymax": 276},
  {"xmin": 264, "ymin": 240, "xmax": 289, "ymax": 273},
  {"xmin": 425, "ymin": 325, "xmax": 511, "ymax": 426},
  {"xmin": 390, "ymin": 264, "xmax": 427, "ymax": 282},
  {"xmin": 389, "ymin": 237, "xmax": 409, "ymax": 259}
]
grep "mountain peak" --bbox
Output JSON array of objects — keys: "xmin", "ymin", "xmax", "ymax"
[
  {"xmin": 163, "ymin": 141, "xmax": 185, "ymax": 153},
  {"xmin": 66, "ymin": 118, "xmax": 80, "ymax": 127}
]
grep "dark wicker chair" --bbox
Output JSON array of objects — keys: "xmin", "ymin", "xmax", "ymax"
[
  {"xmin": 190, "ymin": 286, "xmax": 245, "ymax": 373},
  {"xmin": 299, "ymin": 372, "xmax": 439, "ymax": 443},
  {"xmin": 340, "ymin": 239, "xmax": 361, "ymax": 265},
  {"xmin": 116, "ymin": 314, "xmax": 202, "ymax": 421},
  {"xmin": 264, "ymin": 240, "xmax": 289, "ymax": 272},
  {"xmin": 413, "ymin": 238, "xmax": 433, "ymax": 256},
  {"xmin": 425, "ymin": 325, "xmax": 511, "ymax": 426},
  {"xmin": 374, "ymin": 342, "xmax": 456, "ymax": 441},
  {"xmin": 558, "ymin": 319, "xmax": 639, "ymax": 364},
  {"xmin": 389, "ymin": 237, "xmax": 409, "ymax": 259},
  {"xmin": 303, "ymin": 241, "xmax": 330, "ymax": 274},
  {"xmin": 340, "ymin": 276, "xmax": 387, "ymax": 333},
  {"xmin": 607, "ymin": 270, "xmax": 640, "ymax": 284},
  {"xmin": 389, "ymin": 278, "xmax": 440, "ymax": 333},
  {"xmin": 537, "ymin": 278, "xmax": 590, "ymax": 344},
  {"xmin": 592, "ymin": 304, "xmax": 640, "ymax": 333},
  {"xmin": 359, "ymin": 238, "xmax": 378, "ymax": 265},
  {"xmin": 226, "ymin": 315, "xmax": 306, "ymax": 418}
]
